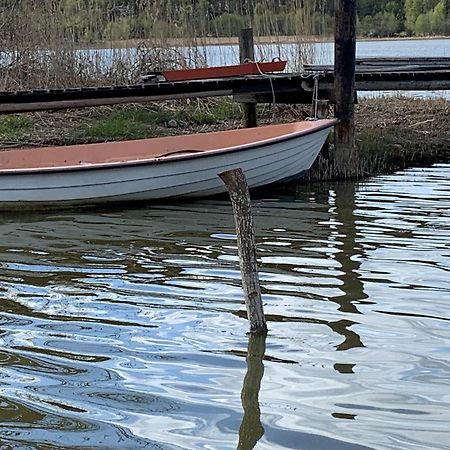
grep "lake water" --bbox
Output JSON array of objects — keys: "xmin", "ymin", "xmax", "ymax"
[
  {"xmin": 3, "ymin": 38, "xmax": 448, "ymax": 98},
  {"xmin": 194, "ymin": 37, "xmax": 450, "ymax": 66},
  {"xmin": 198, "ymin": 38, "xmax": 450, "ymax": 99},
  {"xmin": 80, "ymin": 37, "xmax": 450, "ymax": 99},
  {"xmin": 1, "ymin": 164, "xmax": 449, "ymax": 449},
  {"xmin": 84, "ymin": 37, "xmax": 450, "ymax": 71}
]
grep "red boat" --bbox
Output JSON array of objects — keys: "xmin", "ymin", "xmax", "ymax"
[
  {"xmin": 0, "ymin": 119, "xmax": 336, "ymax": 210},
  {"xmin": 162, "ymin": 60, "xmax": 287, "ymax": 82}
]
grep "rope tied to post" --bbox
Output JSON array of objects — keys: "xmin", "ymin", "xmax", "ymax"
[
  {"xmin": 300, "ymin": 70, "xmax": 324, "ymax": 120},
  {"xmin": 313, "ymin": 72, "xmax": 320, "ymax": 119},
  {"xmin": 244, "ymin": 57, "xmax": 283, "ymax": 123}
]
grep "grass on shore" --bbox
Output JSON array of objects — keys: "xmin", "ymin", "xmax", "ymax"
[
  {"xmin": 84, "ymin": 108, "xmax": 171, "ymax": 140},
  {"xmin": 0, "ymin": 98, "xmax": 243, "ymax": 147},
  {"xmin": 356, "ymin": 96, "xmax": 449, "ymax": 174},
  {"xmin": 308, "ymin": 96, "xmax": 450, "ymax": 180},
  {"xmin": 0, "ymin": 115, "xmax": 33, "ymax": 139},
  {"xmin": 0, "ymin": 97, "xmax": 448, "ymax": 179}
]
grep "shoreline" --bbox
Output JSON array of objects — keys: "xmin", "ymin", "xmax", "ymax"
[
  {"xmin": 82, "ymin": 35, "xmax": 450, "ymax": 49},
  {"xmin": 0, "ymin": 97, "xmax": 448, "ymax": 181},
  {"xmin": 309, "ymin": 97, "xmax": 449, "ymax": 181}
]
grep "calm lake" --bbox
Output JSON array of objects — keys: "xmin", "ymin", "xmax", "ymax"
[
  {"xmin": 82, "ymin": 37, "xmax": 450, "ymax": 99},
  {"xmin": 1, "ymin": 164, "xmax": 449, "ymax": 449},
  {"xmin": 201, "ymin": 38, "xmax": 450, "ymax": 99},
  {"xmin": 196, "ymin": 37, "xmax": 450, "ymax": 66}
]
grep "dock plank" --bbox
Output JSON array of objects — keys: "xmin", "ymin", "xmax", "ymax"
[{"xmin": 0, "ymin": 59, "xmax": 449, "ymax": 114}]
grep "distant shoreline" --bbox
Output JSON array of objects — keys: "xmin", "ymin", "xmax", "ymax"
[{"xmin": 84, "ymin": 35, "xmax": 450, "ymax": 49}]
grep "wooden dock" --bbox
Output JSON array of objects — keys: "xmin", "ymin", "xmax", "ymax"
[
  {"xmin": 304, "ymin": 57, "xmax": 450, "ymax": 73},
  {"xmin": 0, "ymin": 58, "xmax": 449, "ymax": 114}
]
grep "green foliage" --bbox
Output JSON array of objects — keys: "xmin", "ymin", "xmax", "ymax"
[
  {"xmin": 359, "ymin": 11, "xmax": 402, "ymax": 36},
  {"xmin": 432, "ymin": 0, "xmax": 450, "ymax": 34},
  {"xmin": 0, "ymin": 115, "xmax": 32, "ymax": 138},
  {"xmin": 210, "ymin": 12, "xmax": 246, "ymax": 37},
  {"xmin": 174, "ymin": 99, "xmax": 241, "ymax": 124},
  {"xmin": 83, "ymin": 107, "xmax": 170, "ymax": 140},
  {"xmin": 404, "ymin": 0, "xmax": 449, "ymax": 34},
  {"xmin": 358, "ymin": 0, "xmax": 448, "ymax": 35},
  {"xmin": 104, "ymin": 17, "xmax": 132, "ymax": 40}
]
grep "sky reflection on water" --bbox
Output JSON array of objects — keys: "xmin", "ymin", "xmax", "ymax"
[{"xmin": 0, "ymin": 164, "xmax": 449, "ymax": 449}]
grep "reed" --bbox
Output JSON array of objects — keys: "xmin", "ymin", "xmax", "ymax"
[
  {"xmin": 0, "ymin": 0, "xmax": 328, "ymax": 90},
  {"xmin": 307, "ymin": 97, "xmax": 450, "ymax": 181}
]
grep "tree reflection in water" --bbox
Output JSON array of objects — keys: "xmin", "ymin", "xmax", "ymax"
[{"xmin": 237, "ymin": 333, "xmax": 266, "ymax": 450}]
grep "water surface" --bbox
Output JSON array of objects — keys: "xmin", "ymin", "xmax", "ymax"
[
  {"xmin": 0, "ymin": 164, "xmax": 449, "ymax": 449},
  {"xmin": 201, "ymin": 38, "xmax": 450, "ymax": 99}
]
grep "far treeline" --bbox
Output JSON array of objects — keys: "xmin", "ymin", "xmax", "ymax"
[{"xmin": 1, "ymin": 0, "xmax": 449, "ymax": 43}]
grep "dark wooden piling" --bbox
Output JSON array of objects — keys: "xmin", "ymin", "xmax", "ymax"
[
  {"xmin": 239, "ymin": 28, "xmax": 258, "ymax": 128},
  {"xmin": 334, "ymin": 0, "xmax": 357, "ymax": 177},
  {"xmin": 219, "ymin": 168, "xmax": 267, "ymax": 335}
]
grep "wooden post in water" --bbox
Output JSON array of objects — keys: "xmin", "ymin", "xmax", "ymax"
[
  {"xmin": 219, "ymin": 168, "xmax": 267, "ymax": 335},
  {"xmin": 334, "ymin": 0, "xmax": 357, "ymax": 177},
  {"xmin": 239, "ymin": 28, "xmax": 257, "ymax": 128}
]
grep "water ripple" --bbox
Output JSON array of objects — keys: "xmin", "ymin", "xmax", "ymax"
[{"xmin": 0, "ymin": 165, "xmax": 449, "ymax": 448}]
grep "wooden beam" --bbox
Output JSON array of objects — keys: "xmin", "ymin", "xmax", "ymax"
[
  {"xmin": 354, "ymin": 79, "xmax": 450, "ymax": 90},
  {"xmin": 0, "ymin": 91, "xmax": 233, "ymax": 114},
  {"xmin": 0, "ymin": 68, "xmax": 448, "ymax": 114}
]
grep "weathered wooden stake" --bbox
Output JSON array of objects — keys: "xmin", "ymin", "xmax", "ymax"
[
  {"xmin": 334, "ymin": 0, "xmax": 357, "ymax": 176},
  {"xmin": 219, "ymin": 168, "xmax": 267, "ymax": 335},
  {"xmin": 239, "ymin": 28, "xmax": 257, "ymax": 128}
]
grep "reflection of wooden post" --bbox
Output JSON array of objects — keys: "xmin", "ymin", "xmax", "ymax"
[
  {"xmin": 219, "ymin": 168, "xmax": 267, "ymax": 335},
  {"xmin": 334, "ymin": 0, "xmax": 357, "ymax": 176},
  {"xmin": 238, "ymin": 333, "xmax": 266, "ymax": 449},
  {"xmin": 239, "ymin": 28, "xmax": 257, "ymax": 128}
]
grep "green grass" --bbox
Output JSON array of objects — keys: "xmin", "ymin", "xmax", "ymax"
[
  {"xmin": 174, "ymin": 98, "xmax": 241, "ymax": 124},
  {"xmin": 82, "ymin": 107, "xmax": 172, "ymax": 140},
  {"xmin": 0, "ymin": 100, "xmax": 243, "ymax": 147},
  {"xmin": 0, "ymin": 115, "xmax": 32, "ymax": 138},
  {"xmin": 80, "ymin": 100, "xmax": 242, "ymax": 142}
]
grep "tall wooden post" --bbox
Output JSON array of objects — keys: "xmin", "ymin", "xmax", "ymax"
[
  {"xmin": 239, "ymin": 28, "xmax": 257, "ymax": 128},
  {"xmin": 219, "ymin": 168, "xmax": 267, "ymax": 335},
  {"xmin": 334, "ymin": 0, "xmax": 357, "ymax": 177}
]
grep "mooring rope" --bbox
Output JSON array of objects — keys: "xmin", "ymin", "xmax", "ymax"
[
  {"xmin": 246, "ymin": 58, "xmax": 324, "ymax": 122},
  {"xmin": 245, "ymin": 57, "xmax": 278, "ymax": 122},
  {"xmin": 313, "ymin": 72, "xmax": 320, "ymax": 119},
  {"xmin": 300, "ymin": 70, "xmax": 323, "ymax": 120}
]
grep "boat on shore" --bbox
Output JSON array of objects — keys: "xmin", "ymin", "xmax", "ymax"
[{"xmin": 0, "ymin": 119, "xmax": 336, "ymax": 210}]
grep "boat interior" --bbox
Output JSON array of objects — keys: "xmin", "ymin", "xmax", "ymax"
[{"xmin": 0, "ymin": 120, "xmax": 332, "ymax": 171}]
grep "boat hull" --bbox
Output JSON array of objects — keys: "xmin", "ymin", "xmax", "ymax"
[
  {"xmin": 162, "ymin": 60, "xmax": 287, "ymax": 81},
  {"xmin": 0, "ymin": 120, "xmax": 336, "ymax": 210}
]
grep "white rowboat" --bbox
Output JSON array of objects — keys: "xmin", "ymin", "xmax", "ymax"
[{"xmin": 0, "ymin": 119, "xmax": 336, "ymax": 210}]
